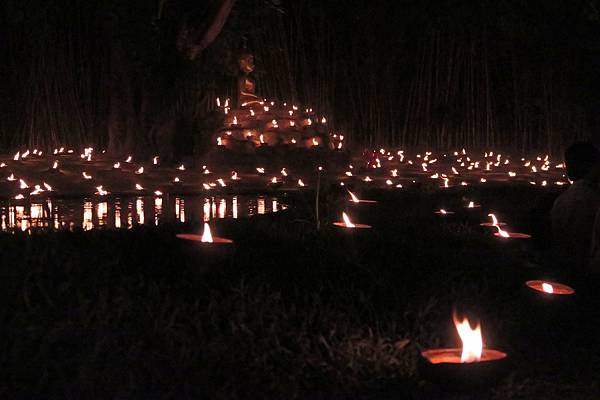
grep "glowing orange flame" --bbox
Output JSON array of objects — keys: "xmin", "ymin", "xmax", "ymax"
[
  {"xmin": 348, "ymin": 190, "xmax": 360, "ymax": 203},
  {"xmin": 542, "ymin": 283, "xmax": 554, "ymax": 293},
  {"xmin": 495, "ymin": 225, "xmax": 510, "ymax": 238},
  {"xmin": 342, "ymin": 212, "xmax": 355, "ymax": 228},
  {"xmin": 201, "ymin": 223, "xmax": 213, "ymax": 243},
  {"xmin": 453, "ymin": 314, "xmax": 483, "ymax": 363},
  {"xmin": 487, "ymin": 213, "xmax": 499, "ymax": 226}
]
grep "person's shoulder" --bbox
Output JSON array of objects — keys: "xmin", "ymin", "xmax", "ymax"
[{"xmin": 552, "ymin": 185, "xmax": 573, "ymax": 206}]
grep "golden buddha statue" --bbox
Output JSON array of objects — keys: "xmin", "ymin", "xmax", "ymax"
[{"xmin": 237, "ymin": 53, "xmax": 262, "ymax": 108}]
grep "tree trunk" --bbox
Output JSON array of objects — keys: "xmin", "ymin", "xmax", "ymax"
[
  {"xmin": 107, "ymin": 41, "xmax": 139, "ymax": 156},
  {"xmin": 107, "ymin": 0, "xmax": 235, "ymax": 158}
]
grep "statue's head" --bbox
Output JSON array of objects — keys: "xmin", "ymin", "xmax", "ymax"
[{"xmin": 238, "ymin": 53, "xmax": 255, "ymax": 74}]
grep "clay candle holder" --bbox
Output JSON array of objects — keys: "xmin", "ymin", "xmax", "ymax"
[
  {"xmin": 347, "ymin": 190, "xmax": 377, "ymax": 204},
  {"xmin": 434, "ymin": 208, "xmax": 455, "ymax": 215},
  {"xmin": 419, "ymin": 314, "xmax": 509, "ymax": 389},
  {"xmin": 333, "ymin": 212, "xmax": 371, "ymax": 230},
  {"xmin": 176, "ymin": 223, "xmax": 235, "ymax": 277},
  {"xmin": 523, "ymin": 280, "xmax": 576, "ymax": 345},
  {"xmin": 176, "ymin": 223, "xmax": 234, "ymax": 245},
  {"xmin": 526, "ymin": 280, "xmax": 575, "ymax": 296},
  {"xmin": 347, "ymin": 190, "xmax": 377, "ymax": 222},
  {"xmin": 493, "ymin": 225, "xmax": 531, "ymax": 239},
  {"xmin": 480, "ymin": 214, "xmax": 506, "ymax": 227}
]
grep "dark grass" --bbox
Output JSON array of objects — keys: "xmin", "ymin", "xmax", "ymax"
[{"xmin": 1, "ymin": 184, "xmax": 599, "ymax": 399}]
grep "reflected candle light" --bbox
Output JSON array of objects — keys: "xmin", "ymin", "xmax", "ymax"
[
  {"xmin": 154, "ymin": 196, "xmax": 163, "ymax": 226},
  {"xmin": 218, "ymin": 198, "xmax": 226, "ymax": 219},
  {"xmin": 136, "ymin": 197, "xmax": 144, "ymax": 225},
  {"xmin": 83, "ymin": 201, "xmax": 93, "ymax": 231},
  {"xmin": 203, "ymin": 199, "xmax": 211, "ymax": 222}
]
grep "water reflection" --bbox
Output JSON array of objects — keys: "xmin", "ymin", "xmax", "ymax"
[
  {"xmin": 83, "ymin": 201, "xmax": 93, "ymax": 231},
  {"xmin": 154, "ymin": 197, "xmax": 162, "ymax": 226},
  {"xmin": 97, "ymin": 202, "xmax": 108, "ymax": 227},
  {"xmin": 0, "ymin": 194, "xmax": 286, "ymax": 232},
  {"xmin": 136, "ymin": 197, "xmax": 144, "ymax": 225}
]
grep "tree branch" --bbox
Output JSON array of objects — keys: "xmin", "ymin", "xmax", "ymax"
[{"xmin": 177, "ymin": 0, "xmax": 236, "ymax": 60}]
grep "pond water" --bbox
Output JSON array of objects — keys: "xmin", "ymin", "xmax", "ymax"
[{"xmin": 0, "ymin": 194, "xmax": 287, "ymax": 232}]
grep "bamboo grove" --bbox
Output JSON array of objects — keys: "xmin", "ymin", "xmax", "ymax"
[{"xmin": 1, "ymin": 0, "xmax": 598, "ymax": 154}]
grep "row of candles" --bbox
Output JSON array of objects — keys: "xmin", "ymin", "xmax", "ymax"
[
  {"xmin": 328, "ymin": 187, "xmax": 574, "ymax": 386},
  {"xmin": 214, "ymin": 97, "xmax": 346, "ymax": 150},
  {"xmin": 2, "ymin": 145, "xmax": 576, "ymax": 388},
  {"xmin": 2, "ymin": 145, "xmax": 568, "ymax": 205}
]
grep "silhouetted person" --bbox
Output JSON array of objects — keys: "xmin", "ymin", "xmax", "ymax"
[{"xmin": 551, "ymin": 142, "xmax": 600, "ymax": 282}]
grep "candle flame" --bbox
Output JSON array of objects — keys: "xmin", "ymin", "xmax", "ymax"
[
  {"xmin": 495, "ymin": 225, "xmax": 510, "ymax": 238},
  {"xmin": 488, "ymin": 213, "xmax": 499, "ymax": 226},
  {"xmin": 342, "ymin": 212, "xmax": 355, "ymax": 228},
  {"xmin": 348, "ymin": 190, "xmax": 360, "ymax": 203},
  {"xmin": 453, "ymin": 314, "xmax": 483, "ymax": 363},
  {"xmin": 542, "ymin": 283, "xmax": 554, "ymax": 293}
]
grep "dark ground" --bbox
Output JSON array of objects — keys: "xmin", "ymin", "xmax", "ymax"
[{"xmin": 1, "ymin": 183, "xmax": 598, "ymax": 399}]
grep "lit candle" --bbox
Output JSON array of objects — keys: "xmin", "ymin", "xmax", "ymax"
[
  {"xmin": 526, "ymin": 280, "xmax": 574, "ymax": 295},
  {"xmin": 419, "ymin": 313, "xmax": 508, "ymax": 386},
  {"xmin": 176, "ymin": 223, "xmax": 233, "ymax": 244},
  {"xmin": 333, "ymin": 212, "xmax": 372, "ymax": 229}
]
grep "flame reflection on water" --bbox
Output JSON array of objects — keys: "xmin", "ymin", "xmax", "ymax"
[{"xmin": 0, "ymin": 195, "xmax": 285, "ymax": 232}]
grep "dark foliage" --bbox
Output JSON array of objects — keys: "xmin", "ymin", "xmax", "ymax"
[
  {"xmin": 1, "ymin": 186, "xmax": 599, "ymax": 398},
  {"xmin": 1, "ymin": 0, "xmax": 599, "ymax": 152}
]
